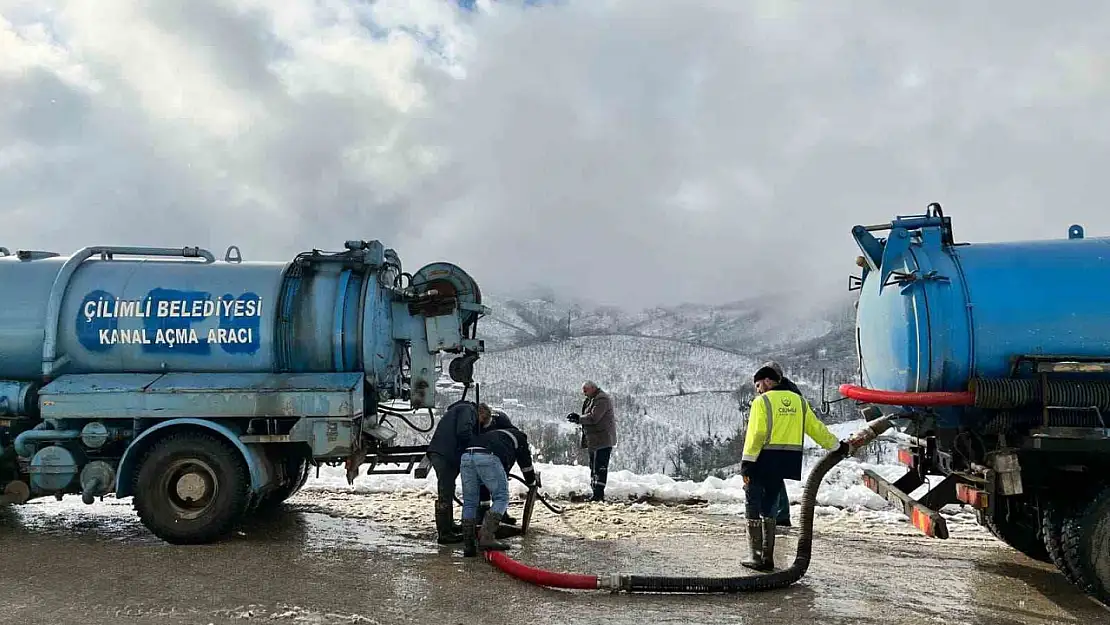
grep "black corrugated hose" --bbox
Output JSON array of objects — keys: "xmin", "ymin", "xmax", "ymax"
[
  {"xmin": 620, "ymin": 437, "xmax": 849, "ymax": 592},
  {"xmin": 485, "ymin": 415, "xmax": 895, "ymax": 593}
]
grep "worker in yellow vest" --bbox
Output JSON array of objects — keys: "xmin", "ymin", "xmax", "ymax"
[{"xmin": 740, "ymin": 364, "xmax": 847, "ymax": 571}]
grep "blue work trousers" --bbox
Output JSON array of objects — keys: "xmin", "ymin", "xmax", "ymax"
[
  {"xmin": 744, "ymin": 473, "xmax": 786, "ymax": 520},
  {"xmin": 460, "ymin": 450, "xmax": 509, "ymax": 521}
]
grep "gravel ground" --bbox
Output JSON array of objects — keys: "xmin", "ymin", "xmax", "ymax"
[{"xmin": 1, "ymin": 491, "xmax": 1107, "ymax": 625}]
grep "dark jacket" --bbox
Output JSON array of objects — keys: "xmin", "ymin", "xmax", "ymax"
[
  {"xmin": 426, "ymin": 401, "xmax": 479, "ymax": 466},
  {"xmin": 579, "ymin": 390, "xmax": 617, "ymax": 451},
  {"xmin": 484, "ymin": 410, "xmax": 514, "ymax": 431},
  {"xmin": 778, "ymin": 376, "xmax": 804, "ymax": 397},
  {"xmin": 470, "ymin": 426, "xmax": 536, "ymax": 481}
]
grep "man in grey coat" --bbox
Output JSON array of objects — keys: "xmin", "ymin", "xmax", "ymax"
[{"xmin": 567, "ymin": 381, "xmax": 617, "ymax": 502}]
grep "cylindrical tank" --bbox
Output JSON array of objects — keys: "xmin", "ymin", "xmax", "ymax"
[
  {"xmin": 853, "ymin": 211, "xmax": 1110, "ymax": 393},
  {"xmin": 0, "ymin": 244, "xmax": 482, "ymax": 397}
]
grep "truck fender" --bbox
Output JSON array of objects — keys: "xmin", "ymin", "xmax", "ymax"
[{"xmin": 114, "ymin": 418, "xmax": 272, "ymax": 499}]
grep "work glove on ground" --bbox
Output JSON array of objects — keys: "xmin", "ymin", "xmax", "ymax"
[{"xmin": 566, "ymin": 412, "xmax": 580, "ymax": 423}]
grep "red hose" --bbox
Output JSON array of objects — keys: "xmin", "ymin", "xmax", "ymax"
[
  {"xmin": 839, "ymin": 384, "xmax": 974, "ymax": 406},
  {"xmin": 485, "ymin": 550, "xmax": 600, "ymax": 590}
]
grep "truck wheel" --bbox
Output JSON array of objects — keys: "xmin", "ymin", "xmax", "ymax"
[
  {"xmin": 1042, "ymin": 500, "xmax": 1083, "ymax": 585},
  {"xmin": 256, "ymin": 455, "xmax": 310, "ymax": 512},
  {"xmin": 132, "ymin": 431, "xmax": 249, "ymax": 545},
  {"xmin": 978, "ymin": 507, "xmax": 1051, "ymax": 563},
  {"xmin": 1062, "ymin": 487, "xmax": 1110, "ymax": 603}
]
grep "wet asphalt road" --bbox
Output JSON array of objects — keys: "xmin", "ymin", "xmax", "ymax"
[{"xmin": 1, "ymin": 492, "xmax": 1108, "ymax": 625}]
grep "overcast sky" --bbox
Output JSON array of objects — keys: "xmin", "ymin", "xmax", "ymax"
[{"xmin": 3, "ymin": 1, "xmax": 1110, "ymax": 309}]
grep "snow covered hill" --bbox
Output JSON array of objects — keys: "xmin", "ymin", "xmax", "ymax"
[
  {"xmin": 460, "ymin": 335, "xmax": 760, "ymax": 474},
  {"xmin": 388, "ymin": 290, "xmax": 864, "ymax": 476}
]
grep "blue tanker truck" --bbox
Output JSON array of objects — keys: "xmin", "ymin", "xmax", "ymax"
[
  {"xmin": 843, "ymin": 203, "xmax": 1110, "ymax": 603},
  {"xmin": 0, "ymin": 242, "xmax": 487, "ymax": 544}
]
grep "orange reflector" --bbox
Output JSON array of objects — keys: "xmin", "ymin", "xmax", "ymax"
[
  {"xmin": 956, "ymin": 483, "xmax": 988, "ymax": 508},
  {"xmin": 898, "ymin": 449, "xmax": 914, "ymax": 467},
  {"xmin": 911, "ymin": 508, "xmax": 935, "ymax": 537}
]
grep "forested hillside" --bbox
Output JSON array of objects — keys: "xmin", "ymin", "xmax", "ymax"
[{"xmin": 408, "ymin": 289, "xmax": 861, "ymax": 478}]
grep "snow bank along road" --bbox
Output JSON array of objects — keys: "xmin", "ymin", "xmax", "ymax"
[{"xmin": 1, "ymin": 458, "xmax": 1108, "ymax": 625}]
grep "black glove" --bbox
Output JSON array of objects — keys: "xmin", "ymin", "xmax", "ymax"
[
  {"xmin": 524, "ymin": 471, "xmax": 536, "ymax": 485},
  {"xmin": 837, "ymin": 440, "xmax": 850, "ymax": 455},
  {"xmin": 566, "ymin": 412, "xmax": 580, "ymax": 423},
  {"xmin": 739, "ymin": 460, "xmax": 754, "ymax": 478}
]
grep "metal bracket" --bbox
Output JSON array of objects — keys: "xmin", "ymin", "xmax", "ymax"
[
  {"xmin": 877, "ymin": 227, "xmax": 912, "ymax": 294},
  {"xmin": 224, "ymin": 245, "xmax": 243, "ymax": 263},
  {"xmin": 990, "ymin": 450, "xmax": 1024, "ymax": 496}
]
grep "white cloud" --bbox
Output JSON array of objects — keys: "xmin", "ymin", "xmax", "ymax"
[{"xmin": 2, "ymin": 1, "xmax": 1109, "ymax": 308}]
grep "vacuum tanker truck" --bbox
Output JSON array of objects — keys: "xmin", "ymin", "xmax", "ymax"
[
  {"xmin": 842, "ymin": 203, "xmax": 1110, "ymax": 603},
  {"xmin": 0, "ymin": 241, "xmax": 487, "ymax": 544}
]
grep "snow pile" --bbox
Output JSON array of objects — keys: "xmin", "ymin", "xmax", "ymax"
[{"xmin": 301, "ymin": 453, "xmax": 898, "ymax": 513}]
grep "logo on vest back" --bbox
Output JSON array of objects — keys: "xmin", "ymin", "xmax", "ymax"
[{"xmin": 778, "ymin": 396, "xmax": 799, "ymax": 414}]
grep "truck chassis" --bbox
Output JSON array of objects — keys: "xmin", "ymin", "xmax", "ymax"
[{"xmin": 860, "ymin": 355, "xmax": 1110, "ymax": 605}]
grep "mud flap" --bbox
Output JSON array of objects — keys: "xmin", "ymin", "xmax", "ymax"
[
  {"xmin": 862, "ymin": 469, "xmax": 953, "ymax": 539},
  {"xmin": 495, "ymin": 478, "xmax": 540, "ymax": 539},
  {"xmin": 520, "ymin": 480, "xmax": 539, "ymax": 536}
]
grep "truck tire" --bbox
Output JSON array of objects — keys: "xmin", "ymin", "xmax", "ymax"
[
  {"xmin": 1062, "ymin": 487, "xmax": 1110, "ymax": 603},
  {"xmin": 256, "ymin": 455, "xmax": 311, "ymax": 512},
  {"xmin": 132, "ymin": 431, "xmax": 250, "ymax": 545},
  {"xmin": 1041, "ymin": 500, "xmax": 1083, "ymax": 585},
  {"xmin": 978, "ymin": 507, "xmax": 1051, "ymax": 563}
]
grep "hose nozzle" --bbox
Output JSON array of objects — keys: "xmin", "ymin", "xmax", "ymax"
[{"xmin": 845, "ymin": 415, "xmax": 894, "ymax": 453}]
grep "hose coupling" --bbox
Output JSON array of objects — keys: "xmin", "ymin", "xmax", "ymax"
[{"xmin": 845, "ymin": 416, "xmax": 895, "ymax": 453}]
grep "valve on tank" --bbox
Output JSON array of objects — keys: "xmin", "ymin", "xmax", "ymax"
[{"xmin": 80, "ymin": 461, "xmax": 116, "ymax": 504}]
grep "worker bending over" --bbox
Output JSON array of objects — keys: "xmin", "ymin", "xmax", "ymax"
[
  {"xmin": 425, "ymin": 400, "xmax": 480, "ymax": 544},
  {"xmin": 460, "ymin": 408, "xmax": 537, "ymax": 557},
  {"xmin": 476, "ymin": 404, "xmax": 518, "ymax": 526},
  {"xmin": 740, "ymin": 364, "xmax": 847, "ymax": 572}
]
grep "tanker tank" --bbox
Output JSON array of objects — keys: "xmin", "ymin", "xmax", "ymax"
[
  {"xmin": 852, "ymin": 206, "xmax": 1110, "ymax": 402},
  {"xmin": 843, "ymin": 203, "xmax": 1110, "ymax": 606},
  {"xmin": 0, "ymin": 242, "xmax": 488, "ymax": 545}
]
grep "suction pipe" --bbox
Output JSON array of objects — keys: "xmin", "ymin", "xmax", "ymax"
[{"xmin": 838, "ymin": 384, "xmax": 973, "ymax": 406}]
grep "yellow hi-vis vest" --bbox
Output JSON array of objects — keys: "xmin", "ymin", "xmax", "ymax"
[{"xmin": 741, "ymin": 389, "xmax": 839, "ymax": 480}]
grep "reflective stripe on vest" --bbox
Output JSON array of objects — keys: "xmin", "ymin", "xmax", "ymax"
[
  {"xmin": 494, "ymin": 429, "xmax": 518, "ymax": 449},
  {"xmin": 761, "ymin": 394, "xmax": 774, "ymax": 447},
  {"xmin": 757, "ymin": 391, "xmax": 808, "ymax": 453}
]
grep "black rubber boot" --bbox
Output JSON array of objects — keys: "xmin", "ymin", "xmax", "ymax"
[
  {"xmin": 590, "ymin": 485, "xmax": 605, "ymax": 502},
  {"xmin": 740, "ymin": 519, "xmax": 764, "ymax": 570},
  {"xmin": 477, "ymin": 501, "xmax": 516, "ymax": 525},
  {"xmin": 478, "ymin": 510, "xmax": 510, "ymax": 551},
  {"xmin": 435, "ymin": 499, "xmax": 463, "ymax": 544},
  {"xmin": 759, "ymin": 518, "xmax": 777, "ymax": 571},
  {"xmin": 462, "ymin": 519, "xmax": 477, "ymax": 557}
]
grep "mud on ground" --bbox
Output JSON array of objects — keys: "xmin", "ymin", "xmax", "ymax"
[{"xmin": 1, "ymin": 490, "xmax": 1107, "ymax": 625}]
